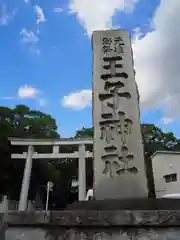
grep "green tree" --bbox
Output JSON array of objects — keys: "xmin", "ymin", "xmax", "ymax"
[
  {"xmin": 75, "ymin": 127, "xmax": 93, "ymax": 138},
  {"xmin": 11, "ymin": 105, "xmax": 59, "ymax": 138},
  {"xmin": 0, "ymin": 105, "xmax": 60, "ymax": 200}
]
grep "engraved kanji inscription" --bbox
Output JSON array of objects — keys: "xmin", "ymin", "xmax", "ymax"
[
  {"xmin": 101, "ymin": 56, "xmax": 128, "ymax": 81},
  {"xmin": 100, "ymin": 119, "xmax": 119, "ymax": 143},
  {"xmin": 98, "ymin": 54, "xmax": 131, "ymax": 122},
  {"xmin": 99, "ymin": 111, "xmax": 133, "ymax": 145},
  {"xmin": 100, "ymin": 56, "xmax": 131, "ymax": 113},
  {"xmin": 114, "ymin": 36, "xmax": 124, "ymax": 53},
  {"xmin": 101, "ymin": 37, "xmax": 124, "ymax": 54},
  {"xmin": 117, "ymin": 146, "xmax": 138, "ymax": 175},
  {"xmin": 99, "ymin": 33, "xmax": 138, "ymax": 179},
  {"xmin": 101, "ymin": 37, "xmax": 113, "ymax": 54},
  {"xmin": 101, "ymin": 145, "xmax": 138, "ymax": 178},
  {"xmin": 99, "ymin": 91, "xmax": 131, "ymax": 116},
  {"xmin": 101, "ymin": 151, "xmax": 121, "ymax": 178},
  {"xmin": 118, "ymin": 111, "xmax": 133, "ymax": 145}
]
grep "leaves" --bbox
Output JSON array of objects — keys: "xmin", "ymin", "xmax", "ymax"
[
  {"xmin": 0, "ymin": 104, "xmax": 60, "ymax": 200},
  {"xmin": 75, "ymin": 127, "xmax": 93, "ymax": 139}
]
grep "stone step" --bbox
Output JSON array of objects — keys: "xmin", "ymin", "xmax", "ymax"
[{"xmin": 66, "ymin": 198, "xmax": 180, "ymax": 210}]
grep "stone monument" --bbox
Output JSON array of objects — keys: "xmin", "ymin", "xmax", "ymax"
[
  {"xmin": 92, "ymin": 29, "xmax": 148, "ymax": 200},
  {"xmin": 1, "ymin": 29, "xmax": 180, "ymax": 240}
]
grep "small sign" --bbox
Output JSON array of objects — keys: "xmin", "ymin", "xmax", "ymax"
[{"xmin": 47, "ymin": 181, "xmax": 53, "ymax": 192}]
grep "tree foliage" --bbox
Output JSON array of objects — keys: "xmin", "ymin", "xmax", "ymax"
[
  {"xmin": 75, "ymin": 127, "xmax": 93, "ymax": 139},
  {"xmin": 0, "ymin": 105, "xmax": 60, "ymax": 200}
]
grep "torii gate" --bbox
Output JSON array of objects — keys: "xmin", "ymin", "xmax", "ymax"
[{"xmin": 8, "ymin": 137, "xmax": 93, "ymax": 211}]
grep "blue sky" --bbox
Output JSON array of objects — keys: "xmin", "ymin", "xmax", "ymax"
[{"xmin": 0, "ymin": 0, "xmax": 180, "ymax": 138}]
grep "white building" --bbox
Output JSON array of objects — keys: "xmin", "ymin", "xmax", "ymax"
[{"xmin": 151, "ymin": 151, "xmax": 180, "ymax": 198}]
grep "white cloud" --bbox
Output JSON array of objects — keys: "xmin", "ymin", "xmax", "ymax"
[
  {"xmin": 161, "ymin": 117, "xmax": 174, "ymax": 125},
  {"xmin": 0, "ymin": 4, "xmax": 17, "ymax": 26},
  {"xmin": 20, "ymin": 28, "xmax": 40, "ymax": 54},
  {"xmin": 54, "ymin": 8, "xmax": 64, "ymax": 13},
  {"xmin": 2, "ymin": 85, "xmax": 47, "ymax": 107},
  {"xmin": 132, "ymin": 0, "xmax": 180, "ymax": 121},
  {"xmin": 18, "ymin": 85, "xmax": 39, "ymax": 99},
  {"xmin": 69, "ymin": 0, "xmax": 138, "ymax": 35},
  {"xmin": 24, "ymin": 0, "xmax": 29, "ymax": 3},
  {"xmin": 17, "ymin": 85, "xmax": 48, "ymax": 107},
  {"xmin": 62, "ymin": 89, "xmax": 92, "ymax": 110},
  {"xmin": 20, "ymin": 28, "xmax": 39, "ymax": 44},
  {"xmin": 35, "ymin": 5, "xmax": 46, "ymax": 24}
]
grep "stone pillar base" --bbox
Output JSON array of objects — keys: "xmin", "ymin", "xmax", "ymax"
[{"xmin": 2, "ymin": 204, "xmax": 180, "ymax": 239}]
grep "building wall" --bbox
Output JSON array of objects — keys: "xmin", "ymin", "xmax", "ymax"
[{"xmin": 151, "ymin": 153, "xmax": 180, "ymax": 198}]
